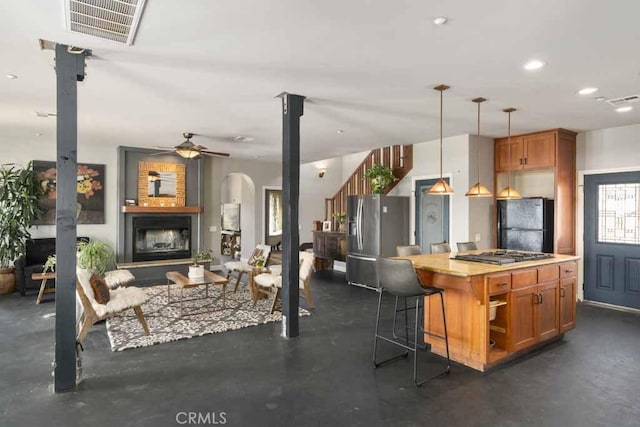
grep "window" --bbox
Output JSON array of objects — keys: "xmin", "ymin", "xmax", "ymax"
[{"xmin": 597, "ymin": 183, "xmax": 640, "ymax": 244}]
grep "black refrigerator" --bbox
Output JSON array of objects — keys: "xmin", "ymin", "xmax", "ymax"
[
  {"xmin": 346, "ymin": 195, "xmax": 410, "ymax": 289},
  {"xmin": 497, "ymin": 198, "xmax": 554, "ymax": 253}
]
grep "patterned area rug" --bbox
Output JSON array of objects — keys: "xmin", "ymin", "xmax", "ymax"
[{"xmin": 106, "ymin": 284, "xmax": 310, "ymax": 351}]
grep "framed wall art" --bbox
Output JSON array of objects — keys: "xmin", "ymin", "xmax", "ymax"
[
  {"xmin": 138, "ymin": 161, "xmax": 186, "ymax": 207},
  {"xmin": 33, "ymin": 160, "xmax": 106, "ymax": 225}
]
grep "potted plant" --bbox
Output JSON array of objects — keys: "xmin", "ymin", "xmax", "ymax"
[
  {"xmin": 189, "ymin": 248, "xmax": 213, "ymax": 279},
  {"xmin": 333, "ymin": 211, "xmax": 347, "ymax": 232},
  {"xmin": 363, "ymin": 164, "xmax": 397, "ymax": 194},
  {"xmin": 0, "ymin": 162, "xmax": 43, "ymax": 293},
  {"xmin": 77, "ymin": 240, "xmax": 115, "ymax": 276},
  {"xmin": 43, "ymin": 254, "xmax": 57, "ymax": 274}
]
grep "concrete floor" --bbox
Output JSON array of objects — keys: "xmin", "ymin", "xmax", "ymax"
[{"xmin": 1, "ymin": 270, "xmax": 639, "ymax": 427}]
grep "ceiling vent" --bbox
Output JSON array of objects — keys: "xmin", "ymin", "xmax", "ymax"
[
  {"xmin": 606, "ymin": 95, "xmax": 640, "ymax": 108},
  {"xmin": 65, "ymin": 0, "xmax": 147, "ymax": 45}
]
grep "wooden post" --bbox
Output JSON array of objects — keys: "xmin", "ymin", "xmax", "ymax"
[
  {"xmin": 53, "ymin": 43, "xmax": 89, "ymax": 392},
  {"xmin": 276, "ymin": 92, "xmax": 305, "ymax": 338}
]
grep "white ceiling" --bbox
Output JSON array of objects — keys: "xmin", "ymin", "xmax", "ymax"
[{"xmin": 1, "ymin": 0, "xmax": 639, "ymax": 162}]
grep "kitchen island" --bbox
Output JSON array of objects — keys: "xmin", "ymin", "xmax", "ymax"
[{"xmin": 398, "ymin": 251, "xmax": 579, "ymax": 371}]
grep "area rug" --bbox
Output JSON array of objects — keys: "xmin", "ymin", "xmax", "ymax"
[{"xmin": 106, "ymin": 284, "xmax": 310, "ymax": 351}]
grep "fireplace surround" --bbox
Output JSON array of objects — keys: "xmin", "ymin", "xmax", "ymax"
[{"xmin": 132, "ymin": 216, "xmax": 191, "ymax": 262}]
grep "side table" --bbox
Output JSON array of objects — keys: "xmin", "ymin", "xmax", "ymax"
[{"xmin": 32, "ymin": 272, "xmax": 56, "ymax": 304}]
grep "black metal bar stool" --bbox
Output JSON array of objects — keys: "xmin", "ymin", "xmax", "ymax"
[{"xmin": 373, "ymin": 257, "xmax": 451, "ymax": 386}]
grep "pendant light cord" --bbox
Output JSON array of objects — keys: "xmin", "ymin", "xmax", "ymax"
[
  {"xmin": 507, "ymin": 110, "xmax": 511, "ymax": 192},
  {"xmin": 477, "ymin": 102, "xmax": 481, "ymax": 185},
  {"xmin": 440, "ymin": 88, "xmax": 443, "ymax": 180}
]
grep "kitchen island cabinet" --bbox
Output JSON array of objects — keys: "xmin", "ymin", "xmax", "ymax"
[{"xmin": 398, "ymin": 252, "xmax": 579, "ymax": 371}]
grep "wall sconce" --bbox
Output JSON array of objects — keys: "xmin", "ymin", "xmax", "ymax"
[{"xmin": 318, "ymin": 170, "xmax": 326, "ymax": 178}]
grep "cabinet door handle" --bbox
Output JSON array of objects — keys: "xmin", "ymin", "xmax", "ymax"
[
  {"xmin": 497, "ymin": 282, "xmax": 508, "ymax": 287},
  {"xmin": 533, "ymin": 293, "xmax": 539, "ymax": 304},
  {"xmin": 539, "ymin": 292, "xmax": 543, "ymax": 304},
  {"xmin": 564, "ymin": 269, "xmax": 573, "ymax": 274},
  {"xmin": 519, "ymin": 158, "xmax": 523, "ymax": 165},
  {"xmin": 524, "ymin": 157, "xmax": 528, "ymax": 165},
  {"xmin": 560, "ymin": 288, "xmax": 565, "ymax": 297}
]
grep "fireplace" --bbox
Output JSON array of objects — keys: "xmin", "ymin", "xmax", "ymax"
[{"xmin": 133, "ymin": 216, "xmax": 191, "ymax": 262}]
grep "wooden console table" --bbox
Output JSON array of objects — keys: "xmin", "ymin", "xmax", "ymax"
[{"xmin": 312, "ymin": 231, "xmax": 346, "ymax": 270}]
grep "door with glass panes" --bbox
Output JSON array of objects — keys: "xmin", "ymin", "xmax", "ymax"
[{"xmin": 585, "ymin": 172, "xmax": 640, "ymax": 309}]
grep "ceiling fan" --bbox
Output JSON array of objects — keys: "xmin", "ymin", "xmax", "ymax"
[{"xmin": 152, "ymin": 133, "xmax": 230, "ymax": 159}]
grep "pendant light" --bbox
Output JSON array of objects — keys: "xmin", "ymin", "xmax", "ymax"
[
  {"xmin": 465, "ymin": 97, "xmax": 493, "ymax": 197},
  {"xmin": 428, "ymin": 84, "xmax": 454, "ymax": 195},
  {"xmin": 496, "ymin": 108, "xmax": 522, "ymax": 200}
]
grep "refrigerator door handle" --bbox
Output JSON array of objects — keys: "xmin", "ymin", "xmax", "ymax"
[
  {"xmin": 357, "ymin": 198, "xmax": 363, "ymax": 251},
  {"xmin": 348, "ymin": 254, "xmax": 377, "ymax": 262}
]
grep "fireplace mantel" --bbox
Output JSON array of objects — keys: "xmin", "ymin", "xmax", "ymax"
[{"xmin": 121, "ymin": 206, "xmax": 203, "ymax": 214}]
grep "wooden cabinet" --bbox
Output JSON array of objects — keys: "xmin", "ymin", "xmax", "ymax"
[
  {"xmin": 495, "ymin": 133, "xmax": 555, "ymax": 172},
  {"xmin": 537, "ymin": 281, "xmax": 560, "ymax": 341},
  {"xmin": 494, "ymin": 128, "xmax": 577, "ymax": 255},
  {"xmin": 312, "ymin": 231, "xmax": 346, "ymax": 269},
  {"xmin": 559, "ymin": 277, "xmax": 576, "ymax": 333},
  {"xmin": 509, "ymin": 280, "xmax": 559, "ymax": 351}
]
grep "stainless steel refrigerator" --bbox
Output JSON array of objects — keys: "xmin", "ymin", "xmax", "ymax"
[
  {"xmin": 497, "ymin": 197, "xmax": 554, "ymax": 253},
  {"xmin": 346, "ymin": 195, "xmax": 410, "ymax": 289}
]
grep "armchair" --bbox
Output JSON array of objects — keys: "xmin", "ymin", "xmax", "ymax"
[
  {"xmin": 254, "ymin": 251, "xmax": 315, "ymax": 313},
  {"xmin": 76, "ymin": 268, "xmax": 150, "ymax": 344},
  {"xmin": 224, "ymin": 244, "xmax": 271, "ymax": 292}
]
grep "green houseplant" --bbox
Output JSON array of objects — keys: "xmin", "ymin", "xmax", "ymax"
[
  {"xmin": 77, "ymin": 240, "xmax": 115, "ymax": 276},
  {"xmin": 193, "ymin": 248, "xmax": 213, "ymax": 265},
  {"xmin": 0, "ymin": 162, "xmax": 43, "ymax": 293},
  {"xmin": 363, "ymin": 164, "xmax": 397, "ymax": 194}
]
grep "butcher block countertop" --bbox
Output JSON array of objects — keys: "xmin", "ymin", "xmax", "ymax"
[{"xmin": 398, "ymin": 251, "xmax": 580, "ymax": 278}]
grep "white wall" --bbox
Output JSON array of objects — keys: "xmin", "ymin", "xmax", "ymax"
[
  {"xmin": 468, "ymin": 135, "xmax": 495, "ymax": 249},
  {"xmin": 389, "ymin": 134, "xmax": 473, "ymax": 249},
  {"xmin": 340, "ymin": 151, "xmax": 369, "ymax": 183},
  {"xmin": 0, "ymin": 135, "xmax": 118, "ymax": 247},
  {"xmin": 575, "ymin": 123, "xmax": 640, "ymax": 301},
  {"xmin": 299, "ymin": 157, "xmax": 343, "ymax": 242},
  {"xmin": 205, "ymin": 157, "xmax": 281, "ymax": 261}
]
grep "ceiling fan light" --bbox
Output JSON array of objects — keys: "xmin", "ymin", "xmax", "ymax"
[
  {"xmin": 496, "ymin": 186, "xmax": 522, "ymax": 200},
  {"xmin": 175, "ymin": 148, "xmax": 200, "ymax": 159},
  {"xmin": 427, "ymin": 178, "xmax": 455, "ymax": 195},
  {"xmin": 465, "ymin": 182, "xmax": 493, "ymax": 197}
]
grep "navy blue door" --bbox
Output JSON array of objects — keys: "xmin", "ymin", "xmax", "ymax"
[
  {"xmin": 585, "ymin": 172, "xmax": 640, "ymax": 309},
  {"xmin": 415, "ymin": 178, "xmax": 450, "ymax": 253}
]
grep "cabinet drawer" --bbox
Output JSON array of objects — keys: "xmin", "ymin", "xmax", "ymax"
[
  {"xmin": 512, "ymin": 269, "xmax": 538, "ymax": 289},
  {"xmin": 538, "ymin": 265, "xmax": 559, "ymax": 283},
  {"xmin": 560, "ymin": 262, "xmax": 577, "ymax": 278},
  {"xmin": 487, "ymin": 273, "xmax": 511, "ymax": 293}
]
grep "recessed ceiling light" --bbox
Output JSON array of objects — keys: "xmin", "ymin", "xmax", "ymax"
[
  {"xmin": 616, "ymin": 106, "xmax": 633, "ymax": 113},
  {"xmin": 578, "ymin": 87, "xmax": 598, "ymax": 95},
  {"xmin": 233, "ymin": 135, "xmax": 255, "ymax": 142},
  {"xmin": 336, "ymin": 130, "xmax": 345, "ymax": 134},
  {"xmin": 34, "ymin": 111, "xmax": 56, "ymax": 118},
  {"xmin": 433, "ymin": 17, "xmax": 448, "ymax": 25},
  {"xmin": 595, "ymin": 96, "xmax": 606, "ymax": 102},
  {"xmin": 6, "ymin": 74, "xmax": 18, "ymax": 79},
  {"xmin": 522, "ymin": 60, "xmax": 546, "ymax": 71},
  {"xmin": 35, "ymin": 132, "xmax": 43, "ymax": 137}
]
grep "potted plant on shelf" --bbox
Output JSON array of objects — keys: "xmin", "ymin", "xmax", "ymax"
[
  {"xmin": 363, "ymin": 163, "xmax": 397, "ymax": 194},
  {"xmin": 189, "ymin": 248, "xmax": 213, "ymax": 279},
  {"xmin": 0, "ymin": 162, "xmax": 43, "ymax": 294},
  {"xmin": 77, "ymin": 240, "xmax": 115, "ymax": 276},
  {"xmin": 333, "ymin": 212, "xmax": 347, "ymax": 233}
]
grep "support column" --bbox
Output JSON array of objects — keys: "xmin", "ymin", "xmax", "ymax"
[
  {"xmin": 277, "ymin": 92, "xmax": 305, "ymax": 338},
  {"xmin": 53, "ymin": 43, "xmax": 89, "ymax": 392}
]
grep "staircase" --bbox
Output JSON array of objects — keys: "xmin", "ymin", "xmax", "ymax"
[{"xmin": 325, "ymin": 144, "xmax": 413, "ymax": 221}]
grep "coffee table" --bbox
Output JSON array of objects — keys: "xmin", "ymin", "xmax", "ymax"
[
  {"xmin": 32, "ymin": 272, "xmax": 56, "ymax": 304},
  {"xmin": 166, "ymin": 270, "xmax": 228, "ymax": 317}
]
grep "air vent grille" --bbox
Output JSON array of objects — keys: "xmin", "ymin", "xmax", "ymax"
[
  {"xmin": 606, "ymin": 95, "xmax": 640, "ymax": 107},
  {"xmin": 65, "ymin": 0, "xmax": 147, "ymax": 45}
]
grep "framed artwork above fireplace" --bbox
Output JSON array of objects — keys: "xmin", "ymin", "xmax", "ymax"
[{"xmin": 138, "ymin": 161, "xmax": 186, "ymax": 207}]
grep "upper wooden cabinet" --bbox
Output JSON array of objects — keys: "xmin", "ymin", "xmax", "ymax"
[
  {"xmin": 495, "ymin": 133, "xmax": 556, "ymax": 172},
  {"xmin": 494, "ymin": 129, "xmax": 577, "ymax": 255}
]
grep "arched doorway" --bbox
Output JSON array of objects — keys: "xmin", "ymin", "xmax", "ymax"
[{"xmin": 220, "ymin": 173, "xmax": 256, "ymax": 260}]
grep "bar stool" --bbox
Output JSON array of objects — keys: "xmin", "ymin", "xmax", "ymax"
[
  {"xmin": 394, "ymin": 245, "xmax": 423, "ymax": 341},
  {"xmin": 373, "ymin": 257, "xmax": 451, "ymax": 386},
  {"xmin": 430, "ymin": 242, "xmax": 451, "ymax": 254},
  {"xmin": 456, "ymin": 241, "xmax": 478, "ymax": 251}
]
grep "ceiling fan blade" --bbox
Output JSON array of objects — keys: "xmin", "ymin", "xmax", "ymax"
[
  {"xmin": 200, "ymin": 150, "xmax": 230, "ymax": 157},
  {"xmin": 152, "ymin": 146, "xmax": 176, "ymax": 149},
  {"xmin": 149, "ymin": 150, "xmax": 176, "ymax": 156}
]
